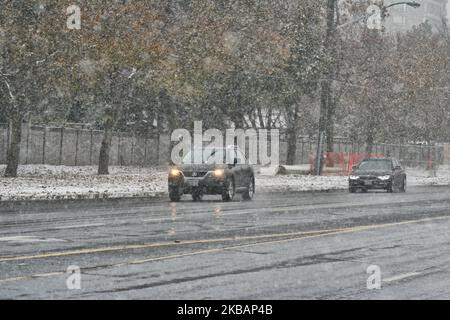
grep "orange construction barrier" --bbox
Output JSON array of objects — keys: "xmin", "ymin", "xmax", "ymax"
[{"xmin": 310, "ymin": 152, "xmax": 385, "ymax": 176}]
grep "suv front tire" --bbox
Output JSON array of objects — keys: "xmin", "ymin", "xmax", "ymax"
[
  {"xmin": 242, "ymin": 177, "xmax": 255, "ymax": 201},
  {"xmin": 222, "ymin": 179, "xmax": 235, "ymax": 202},
  {"xmin": 169, "ymin": 187, "xmax": 182, "ymax": 202}
]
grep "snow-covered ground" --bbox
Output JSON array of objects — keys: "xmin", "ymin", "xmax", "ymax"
[
  {"xmin": 0, "ymin": 165, "xmax": 167, "ymax": 201},
  {"xmin": 0, "ymin": 165, "xmax": 450, "ymax": 201},
  {"xmin": 257, "ymin": 165, "xmax": 450, "ymax": 192}
]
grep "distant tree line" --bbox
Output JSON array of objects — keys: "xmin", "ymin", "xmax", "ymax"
[{"xmin": 1, "ymin": 0, "xmax": 449, "ymax": 177}]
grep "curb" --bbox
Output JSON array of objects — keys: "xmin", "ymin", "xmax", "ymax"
[
  {"xmin": 1, "ymin": 183, "xmax": 449, "ymax": 206},
  {"xmin": 0, "ymin": 188, "xmax": 349, "ymax": 207},
  {"xmin": 0, "ymin": 191, "xmax": 167, "ymax": 206}
]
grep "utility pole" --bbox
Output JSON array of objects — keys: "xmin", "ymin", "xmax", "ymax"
[{"xmin": 315, "ymin": 0, "xmax": 337, "ymax": 176}]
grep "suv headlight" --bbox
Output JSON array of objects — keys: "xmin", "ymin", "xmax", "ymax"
[
  {"xmin": 378, "ymin": 175, "xmax": 391, "ymax": 180},
  {"xmin": 169, "ymin": 169, "xmax": 182, "ymax": 177},
  {"xmin": 213, "ymin": 169, "xmax": 225, "ymax": 177},
  {"xmin": 349, "ymin": 176, "xmax": 360, "ymax": 180}
]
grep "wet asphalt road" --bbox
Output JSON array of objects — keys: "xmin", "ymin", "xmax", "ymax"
[{"xmin": 0, "ymin": 186, "xmax": 450, "ymax": 299}]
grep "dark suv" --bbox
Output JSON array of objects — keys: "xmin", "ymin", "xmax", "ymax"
[
  {"xmin": 168, "ymin": 147, "xmax": 255, "ymax": 202},
  {"xmin": 349, "ymin": 158, "xmax": 406, "ymax": 193}
]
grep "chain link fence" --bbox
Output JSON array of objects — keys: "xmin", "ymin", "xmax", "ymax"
[{"xmin": 280, "ymin": 134, "xmax": 445, "ymax": 170}]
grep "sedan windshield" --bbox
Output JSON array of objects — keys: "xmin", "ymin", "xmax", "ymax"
[{"xmin": 358, "ymin": 160, "xmax": 392, "ymax": 171}]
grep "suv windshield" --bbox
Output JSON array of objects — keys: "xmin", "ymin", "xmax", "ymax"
[
  {"xmin": 182, "ymin": 148, "xmax": 234, "ymax": 164},
  {"xmin": 358, "ymin": 160, "xmax": 392, "ymax": 171}
]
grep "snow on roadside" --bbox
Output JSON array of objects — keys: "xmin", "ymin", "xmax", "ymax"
[
  {"xmin": 256, "ymin": 166, "xmax": 450, "ymax": 192},
  {"xmin": 0, "ymin": 165, "xmax": 168, "ymax": 201},
  {"xmin": 257, "ymin": 175, "xmax": 347, "ymax": 192},
  {"xmin": 1, "ymin": 165, "xmax": 450, "ymax": 202},
  {"xmin": 407, "ymin": 167, "xmax": 450, "ymax": 186}
]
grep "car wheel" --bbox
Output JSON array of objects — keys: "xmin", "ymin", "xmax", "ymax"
[
  {"xmin": 387, "ymin": 183, "xmax": 393, "ymax": 193},
  {"xmin": 400, "ymin": 178, "xmax": 406, "ymax": 193},
  {"xmin": 192, "ymin": 190, "xmax": 203, "ymax": 202},
  {"xmin": 242, "ymin": 177, "xmax": 255, "ymax": 201},
  {"xmin": 169, "ymin": 188, "xmax": 181, "ymax": 202},
  {"xmin": 222, "ymin": 179, "xmax": 235, "ymax": 202},
  {"xmin": 349, "ymin": 187, "xmax": 356, "ymax": 193}
]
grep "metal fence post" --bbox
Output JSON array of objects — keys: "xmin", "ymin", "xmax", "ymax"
[
  {"xmin": 131, "ymin": 134, "xmax": 135, "ymax": 166},
  {"xmin": 59, "ymin": 127, "xmax": 64, "ymax": 165},
  {"xmin": 89, "ymin": 129, "xmax": 93, "ymax": 166},
  {"xmin": 144, "ymin": 137, "xmax": 148, "ymax": 167},
  {"xmin": 75, "ymin": 129, "xmax": 80, "ymax": 166},
  {"xmin": 42, "ymin": 126, "xmax": 46, "ymax": 164},
  {"xmin": 118, "ymin": 133, "xmax": 121, "ymax": 166},
  {"xmin": 300, "ymin": 137, "xmax": 305, "ymax": 165},
  {"xmin": 315, "ymin": 132, "xmax": 325, "ymax": 176},
  {"xmin": 6, "ymin": 121, "xmax": 10, "ymax": 155},
  {"xmin": 156, "ymin": 133, "xmax": 160, "ymax": 166},
  {"xmin": 25, "ymin": 122, "xmax": 31, "ymax": 164}
]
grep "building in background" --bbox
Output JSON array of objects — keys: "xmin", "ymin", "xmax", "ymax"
[{"xmin": 384, "ymin": 0, "xmax": 448, "ymax": 33}]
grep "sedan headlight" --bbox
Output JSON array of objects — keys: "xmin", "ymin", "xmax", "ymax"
[
  {"xmin": 349, "ymin": 175, "xmax": 360, "ymax": 180},
  {"xmin": 378, "ymin": 175, "xmax": 391, "ymax": 181}
]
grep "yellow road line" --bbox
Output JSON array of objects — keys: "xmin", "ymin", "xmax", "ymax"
[
  {"xmin": 0, "ymin": 215, "xmax": 449, "ymax": 284},
  {"xmin": 0, "ymin": 229, "xmax": 358, "ymax": 262},
  {"xmin": 0, "ymin": 215, "xmax": 449, "ymax": 264},
  {"xmin": 32, "ymin": 272, "xmax": 64, "ymax": 278},
  {"xmin": 0, "ymin": 276, "xmax": 28, "ymax": 283},
  {"xmin": 131, "ymin": 215, "xmax": 450, "ymax": 264},
  {"xmin": 0, "ymin": 273, "xmax": 65, "ymax": 284}
]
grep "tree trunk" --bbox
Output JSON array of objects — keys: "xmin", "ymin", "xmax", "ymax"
[
  {"xmin": 98, "ymin": 124, "xmax": 113, "ymax": 175},
  {"xmin": 286, "ymin": 127, "xmax": 298, "ymax": 165},
  {"xmin": 286, "ymin": 105, "xmax": 300, "ymax": 166},
  {"xmin": 231, "ymin": 110, "xmax": 245, "ymax": 129},
  {"xmin": 156, "ymin": 113, "xmax": 162, "ymax": 166},
  {"xmin": 366, "ymin": 126, "xmax": 374, "ymax": 157},
  {"xmin": 4, "ymin": 113, "xmax": 23, "ymax": 178},
  {"xmin": 326, "ymin": 94, "xmax": 336, "ymax": 153}
]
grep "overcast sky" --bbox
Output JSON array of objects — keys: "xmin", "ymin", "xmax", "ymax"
[
  {"xmin": 447, "ymin": 0, "xmax": 450, "ymax": 19},
  {"xmin": 446, "ymin": 0, "xmax": 450, "ymax": 19}
]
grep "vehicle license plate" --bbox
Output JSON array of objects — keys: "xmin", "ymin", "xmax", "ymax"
[{"xmin": 187, "ymin": 179, "xmax": 199, "ymax": 187}]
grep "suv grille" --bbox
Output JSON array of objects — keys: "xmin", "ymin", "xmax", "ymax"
[{"xmin": 184, "ymin": 171, "xmax": 208, "ymax": 178}]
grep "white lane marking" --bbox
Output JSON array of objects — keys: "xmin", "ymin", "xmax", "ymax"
[
  {"xmin": 52, "ymin": 223, "xmax": 105, "ymax": 230},
  {"xmin": 383, "ymin": 272, "xmax": 421, "ymax": 283},
  {"xmin": 0, "ymin": 236, "xmax": 66, "ymax": 243}
]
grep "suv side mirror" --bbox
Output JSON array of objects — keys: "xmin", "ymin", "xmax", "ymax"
[{"xmin": 228, "ymin": 158, "xmax": 238, "ymax": 169}]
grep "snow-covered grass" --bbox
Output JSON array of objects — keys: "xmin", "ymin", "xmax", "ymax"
[
  {"xmin": 257, "ymin": 165, "xmax": 450, "ymax": 192},
  {"xmin": 257, "ymin": 173, "xmax": 347, "ymax": 192},
  {"xmin": 1, "ymin": 164, "xmax": 450, "ymax": 201},
  {"xmin": 0, "ymin": 165, "xmax": 168, "ymax": 201},
  {"xmin": 407, "ymin": 166, "xmax": 450, "ymax": 187}
]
